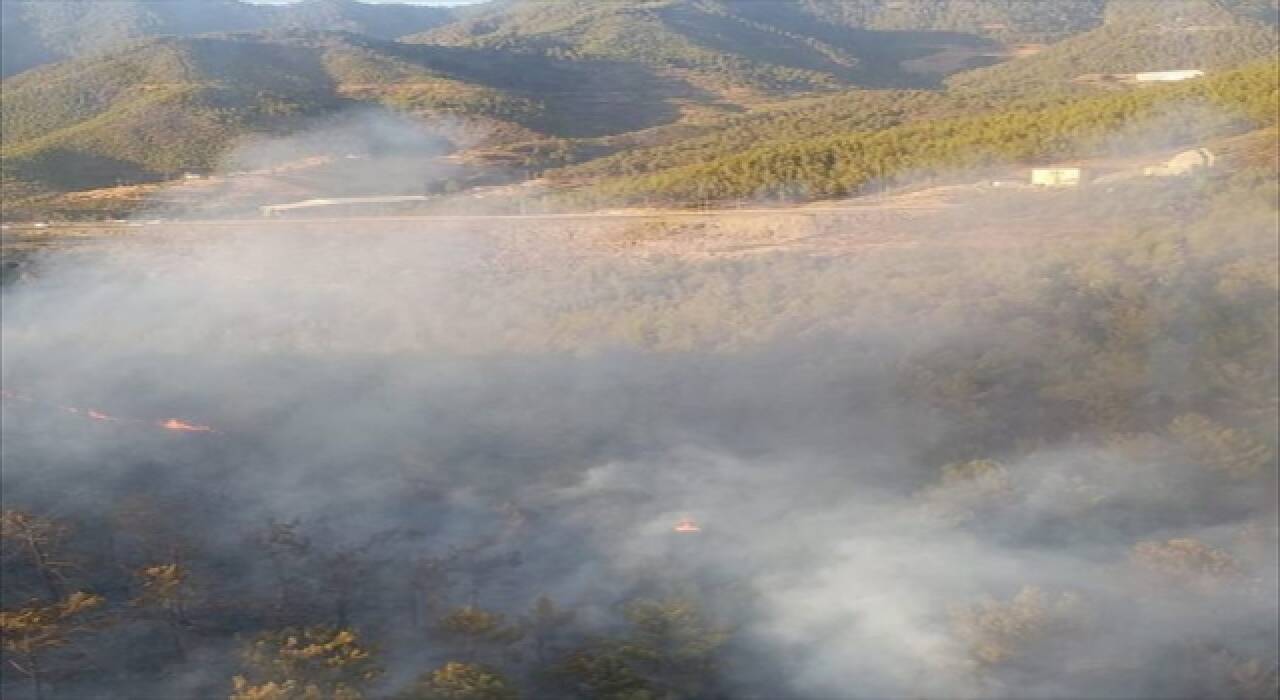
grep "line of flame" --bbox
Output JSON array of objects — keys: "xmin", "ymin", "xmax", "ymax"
[
  {"xmin": 2, "ymin": 388, "xmax": 217, "ymax": 435},
  {"xmin": 159, "ymin": 418, "xmax": 216, "ymax": 433}
]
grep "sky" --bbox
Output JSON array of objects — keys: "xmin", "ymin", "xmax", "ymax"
[{"xmin": 244, "ymin": 0, "xmax": 486, "ymax": 5}]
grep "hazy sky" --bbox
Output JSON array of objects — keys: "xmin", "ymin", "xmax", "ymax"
[{"xmin": 244, "ymin": 0, "xmax": 486, "ymax": 5}]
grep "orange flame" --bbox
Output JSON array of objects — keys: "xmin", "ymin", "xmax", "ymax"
[
  {"xmin": 159, "ymin": 418, "xmax": 215, "ymax": 433},
  {"xmin": 673, "ymin": 517, "xmax": 701, "ymax": 533},
  {"xmin": 3, "ymin": 387, "xmax": 217, "ymax": 435}
]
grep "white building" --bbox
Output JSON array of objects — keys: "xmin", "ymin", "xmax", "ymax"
[
  {"xmin": 1134, "ymin": 69, "xmax": 1205, "ymax": 82},
  {"xmin": 1031, "ymin": 167, "xmax": 1085, "ymax": 187}
]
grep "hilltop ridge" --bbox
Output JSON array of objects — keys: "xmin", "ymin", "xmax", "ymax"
[
  {"xmin": 3, "ymin": 0, "xmax": 1277, "ymax": 218},
  {"xmin": 0, "ymin": 0, "xmax": 456, "ymax": 76}
]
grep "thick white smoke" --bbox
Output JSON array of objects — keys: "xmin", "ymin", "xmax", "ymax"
[{"xmin": 2, "ymin": 110, "xmax": 1276, "ymax": 699}]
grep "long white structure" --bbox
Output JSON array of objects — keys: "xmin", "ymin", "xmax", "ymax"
[
  {"xmin": 260, "ymin": 195, "xmax": 431, "ymax": 217},
  {"xmin": 1134, "ymin": 70, "xmax": 1205, "ymax": 82}
]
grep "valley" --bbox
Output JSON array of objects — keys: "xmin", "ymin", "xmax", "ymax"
[
  {"xmin": 1, "ymin": 3, "xmax": 1277, "ymax": 700},
  {"xmin": 4, "ymin": 0, "xmax": 1274, "ymax": 221}
]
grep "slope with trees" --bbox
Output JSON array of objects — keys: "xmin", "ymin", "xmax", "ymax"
[
  {"xmin": 0, "ymin": 0, "xmax": 457, "ymax": 77},
  {"xmin": 4, "ymin": 0, "xmax": 1278, "ymax": 216},
  {"xmin": 947, "ymin": 0, "xmax": 1278, "ymax": 95},
  {"xmin": 566, "ymin": 60, "xmax": 1277, "ymax": 206},
  {"xmin": 403, "ymin": 0, "xmax": 1030, "ymax": 94},
  {"xmin": 0, "ymin": 30, "xmax": 701, "ymax": 197}
]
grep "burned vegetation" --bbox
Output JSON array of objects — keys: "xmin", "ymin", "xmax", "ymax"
[{"xmin": 1, "ymin": 149, "xmax": 1276, "ymax": 700}]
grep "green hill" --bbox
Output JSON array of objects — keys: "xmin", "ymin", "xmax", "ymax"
[
  {"xmin": 4, "ymin": 0, "xmax": 1277, "ymax": 214},
  {"xmin": 0, "ymin": 0, "xmax": 456, "ymax": 77},
  {"xmin": 404, "ymin": 0, "xmax": 1273, "ymax": 96},
  {"xmin": 403, "ymin": 0, "xmax": 1029, "ymax": 93},
  {"xmin": 544, "ymin": 89, "xmax": 1007, "ymax": 182},
  {"xmin": 948, "ymin": 0, "xmax": 1278, "ymax": 95},
  {"xmin": 567, "ymin": 60, "xmax": 1278, "ymax": 206},
  {"xmin": 0, "ymin": 30, "xmax": 710, "ymax": 195},
  {"xmin": 3, "ymin": 37, "xmax": 333, "ymax": 191},
  {"xmin": 783, "ymin": 0, "xmax": 1108, "ymax": 42}
]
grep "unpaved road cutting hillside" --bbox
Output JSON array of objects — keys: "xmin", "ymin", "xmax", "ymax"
[{"xmin": 0, "ymin": 179, "xmax": 1134, "ymax": 270}]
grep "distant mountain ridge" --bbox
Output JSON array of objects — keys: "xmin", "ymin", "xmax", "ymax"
[
  {"xmin": 404, "ymin": 0, "xmax": 1081, "ymax": 93},
  {"xmin": 2, "ymin": 0, "xmax": 1277, "ymax": 216},
  {"xmin": 0, "ymin": 0, "xmax": 456, "ymax": 76},
  {"xmin": 5, "ymin": 0, "xmax": 1273, "ymax": 80}
]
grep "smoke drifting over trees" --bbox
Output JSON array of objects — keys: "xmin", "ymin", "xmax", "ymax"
[{"xmin": 2, "ymin": 110, "xmax": 1277, "ymax": 699}]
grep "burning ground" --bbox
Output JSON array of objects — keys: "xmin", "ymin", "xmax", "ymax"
[{"xmin": 2, "ymin": 127, "xmax": 1278, "ymax": 699}]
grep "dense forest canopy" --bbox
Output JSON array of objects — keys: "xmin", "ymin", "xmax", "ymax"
[{"xmin": 562, "ymin": 60, "xmax": 1278, "ymax": 206}]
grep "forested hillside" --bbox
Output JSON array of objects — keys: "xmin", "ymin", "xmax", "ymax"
[
  {"xmin": 789, "ymin": 0, "xmax": 1108, "ymax": 41},
  {"xmin": 404, "ymin": 0, "xmax": 1029, "ymax": 93},
  {"xmin": 0, "ymin": 30, "xmax": 703, "ymax": 196},
  {"xmin": 949, "ymin": 0, "xmax": 1278, "ymax": 94},
  {"xmin": 2, "ymin": 0, "xmax": 1278, "ymax": 217},
  {"xmin": 567, "ymin": 60, "xmax": 1278, "ymax": 206},
  {"xmin": 2, "ymin": 3, "xmax": 1278, "ymax": 698},
  {"xmin": 0, "ymin": 0, "xmax": 456, "ymax": 77},
  {"xmin": 549, "ymin": 89, "xmax": 1008, "ymax": 181}
]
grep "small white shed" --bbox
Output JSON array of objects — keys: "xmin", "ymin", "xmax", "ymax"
[{"xmin": 1031, "ymin": 167, "xmax": 1085, "ymax": 187}]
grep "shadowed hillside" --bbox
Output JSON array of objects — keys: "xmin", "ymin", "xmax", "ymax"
[
  {"xmin": 0, "ymin": 0, "xmax": 456, "ymax": 77},
  {"xmin": 564, "ymin": 61, "xmax": 1278, "ymax": 205},
  {"xmin": 0, "ymin": 30, "xmax": 701, "ymax": 196},
  {"xmin": 3, "ymin": 0, "xmax": 1278, "ymax": 217},
  {"xmin": 948, "ymin": 0, "xmax": 1278, "ymax": 94},
  {"xmin": 404, "ymin": 0, "xmax": 1039, "ymax": 93}
]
